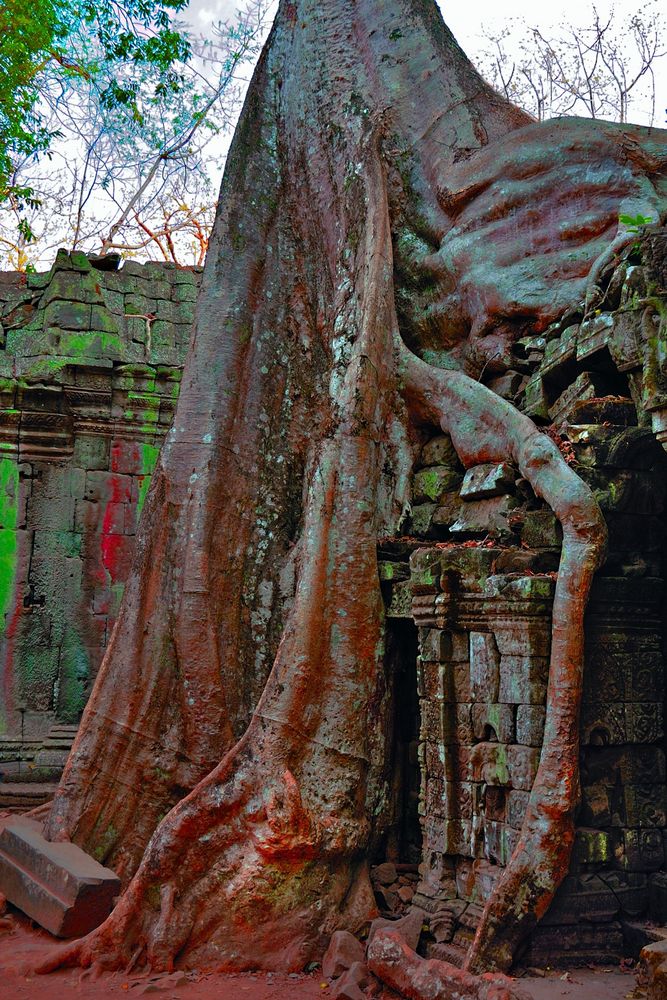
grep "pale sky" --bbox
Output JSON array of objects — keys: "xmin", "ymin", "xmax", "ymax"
[
  {"xmin": 188, "ymin": 0, "xmax": 667, "ymax": 119},
  {"xmin": 184, "ymin": 0, "xmax": 666, "ymax": 193}
]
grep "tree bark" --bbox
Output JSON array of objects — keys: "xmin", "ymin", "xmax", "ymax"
[{"xmin": 39, "ymin": 0, "xmax": 667, "ymax": 977}]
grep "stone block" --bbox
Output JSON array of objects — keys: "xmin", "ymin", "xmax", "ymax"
[
  {"xmin": 322, "ymin": 930, "xmax": 365, "ymax": 980},
  {"xmin": 0, "ymin": 816, "xmax": 120, "ymax": 937},
  {"xmin": 539, "ymin": 324, "xmax": 578, "ymax": 377},
  {"xmin": 419, "ymin": 628, "xmax": 450, "ymax": 663},
  {"xmin": 472, "ymin": 703, "xmax": 514, "ymax": 743},
  {"xmin": 385, "ymin": 580, "xmax": 413, "ymax": 619},
  {"xmin": 507, "ymin": 790, "xmax": 530, "ymax": 830},
  {"xmin": 507, "ymin": 746, "xmax": 540, "ymax": 791},
  {"xmin": 449, "ymin": 495, "xmax": 518, "ymax": 538},
  {"xmin": 43, "ymin": 300, "xmax": 91, "ymax": 331},
  {"xmin": 431, "ymin": 492, "xmax": 463, "ymax": 530},
  {"xmin": 423, "ymin": 778, "xmax": 445, "ymax": 819},
  {"xmin": 498, "ymin": 654, "xmax": 549, "ymax": 704},
  {"xmin": 409, "ymin": 503, "xmax": 435, "ymax": 543},
  {"xmin": 460, "ymin": 463, "xmax": 516, "ymax": 500},
  {"xmin": 576, "ymin": 312, "xmax": 614, "ymax": 361},
  {"xmin": 331, "ymin": 962, "xmax": 371, "ymax": 1000},
  {"xmin": 495, "ymin": 624, "xmax": 551, "ymax": 657},
  {"xmin": 409, "ymin": 548, "xmax": 442, "ymax": 593},
  {"xmin": 469, "ymin": 743, "xmax": 510, "ymax": 786},
  {"xmin": 85, "ymin": 470, "xmax": 133, "ymax": 504},
  {"xmin": 609, "ymin": 308, "xmax": 644, "ymax": 372},
  {"xmin": 423, "ymin": 817, "xmax": 472, "ymax": 856},
  {"xmin": 516, "ymin": 705, "xmax": 546, "ymax": 747},
  {"xmin": 438, "ymin": 548, "xmax": 501, "ymax": 592},
  {"xmin": 626, "ymin": 703, "xmax": 664, "ymax": 744},
  {"xmin": 640, "ymin": 939, "xmax": 667, "ymax": 999},
  {"xmin": 622, "ymin": 785, "xmax": 667, "ymax": 828},
  {"xmin": 89, "ymin": 306, "xmax": 119, "ymax": 334},
  {"xmin": 483, "ymin": 822, "xmax": 518, "ymax": 866},
  {"xmin": 423, "ymin": 742, "xmax": 447, "ymax": 782},
  {"xmin": 574, "ymin": 828, "xmax": 618, "ymax": 866},
  {"xmin": 418, "ymin": 661, "xmax": 443, "ymax": 700},
  {"xmin": 483, "ymin": 574, "xmax": 555, "ymax": 601},
  {"xmin": 441, "ymin": 661, "xmax": 472, "ymax": 704},
  {"xmin": 469, "ymin": 632, "xmax": 500, "ymax": 703},
  {"xmin": 619, "ymin": 830, "xmax": 664, "ymax": 872},
  {"xmin": 520, "ymin": 510, "xmax": 561, "ymax": 548},
  {"xmin": 567, "ymin": 425, "xmax": 657, "ymax": 471},
  {"xmin": 420, "ymin": 434, "xmax": 458, "ymax": 468},
  {"xmin": 580, "ymin": 783, "xmax": 612, "ymax": 827},
  {"xmin": 548, "ymin": 371, "xmax": 609, "ymax": 424},
  {"xmin": 441, "ymin": 703, "xmax": 474, "ymax": 745},
  {"xmin": 413, "ymin": 466, "xmax": 462, "ymax": 503},
  {"xmin": 420, "ymin": 701, "xmax": 444, "ymax": 744},
  {"xmin": 522, "ymin": 374, "xmax": 551, "ymax": 420},
  {"xmin": 72, "ymin": 434, "xmax": 110, "ymax": 472},
  {"xmin": 581, "ymin": 702, "xmax": 626, "ymax": 745}
]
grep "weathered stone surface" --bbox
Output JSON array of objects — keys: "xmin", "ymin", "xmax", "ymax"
[
  {"xmin": 322, "ymin": 930, "xmax": 365, "ymax": 980},
  {"xmin": 498, "ymin": 655, "xmax": 550, "ymax": 704},
  {"xmin": 0, "ymin": 252, "xmax": 201, "ymax": 752},
  {"xmin": 449, "ymin": 495, "xmax": 518, "ymax": 538},
  {"xmin": 421, "ymin": 435, "xmax": 459, "ymax": 469},
  {"xmin": 469, "ymin": 632, "xmax": 500, "ymax": 703},
  {"xmin": 330, "ymin": 962, "xmax": 372, "ymax": 1000},
  {"xmin": 640, "ymin": 939, "xmax": 667, "ymax": 1000},
  {"xmin": 472, "ymin": 704, "xmax": 514, "ymax": 744},
  {"xmin": 515, "ymin": 705, "xmax": 546, "ymax": 747},
  {"xmin": 548, "ymin": 371, "xmax": 610, "ymax": 423},
  {"xmin": 519, "ymin": 510, "xmax": 561, "ymax": 548},
  {"xmin": 368, "ymin": 908, "xmax": 426, "ymax": 952},
  {"xmin": 521, "ymin": 374, "xmax": 551, "ymax": 420},
  {"xmin": 0, "ymin": 815, "xmax": 120, "ymax": 937},
  {"xmin": 460, "ymin": 463, "xmax": 516, "ymax": 500},
  {"xmin": 413, "ymin": 466, "xmax": 462, "ymax": 504},
  {"xmin": 372, "ymin": 862, "xmax": 398, "ymax": 887}
]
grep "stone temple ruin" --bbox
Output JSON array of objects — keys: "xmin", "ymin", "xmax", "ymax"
[
  {"xmin": 1, "ymin": 227, "xmax": 667, "ymax": 970},
  {"xmin": 0, "ymin": 249, "xmax": 200, "ymax": 805}
]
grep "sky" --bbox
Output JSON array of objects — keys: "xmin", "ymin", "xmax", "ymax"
[
  {"xmin": 183, "ymin": 0, "xmax": 666, "ymax": 196},
  {"xmin": 187, "ymin": 0, "xmax": 666, "ymax": 122}
]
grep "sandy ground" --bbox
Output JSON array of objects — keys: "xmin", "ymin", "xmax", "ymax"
[{"xmin": 0, "ymin": 913, "xmax": 645, "ymax": 1000}]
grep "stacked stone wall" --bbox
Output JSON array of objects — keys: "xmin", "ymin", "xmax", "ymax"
[
  {"xmin": 0, "ymin": 250, "xmax": 201, "ymax": 767},
  {"xmin": 379, "ymin": 229, "xmax": 667, "ymax": 963}
]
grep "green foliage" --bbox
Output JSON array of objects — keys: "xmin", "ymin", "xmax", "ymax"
[
  {"xmin": 0, "ymin": 0, "xmax": 190, "ymax": 200},
  {"xmin": 619, "ymin": 212, "xmax": 653, "ymax": 233}
]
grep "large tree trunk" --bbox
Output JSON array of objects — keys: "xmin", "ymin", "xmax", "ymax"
[{"xmin": 40, "ymin": 0, "xmax": 667, "ymax": 978}]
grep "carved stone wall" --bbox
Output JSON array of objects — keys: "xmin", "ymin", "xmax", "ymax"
[
  {"xmin": 379, "ymin": 229, "xmax": 667, "ymax": 963},
  {"xmin": 0, "ymin": 250, "xmax": 201, "ymax": 778}
]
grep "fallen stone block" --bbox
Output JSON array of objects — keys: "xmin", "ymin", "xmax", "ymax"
[
  {"xmin": 331, "ymin": 961, "xmax": 373, "ymax": 1000},
  {"xmin": 0, "ymin": 815, "xmax": 120, "ymax": 937},
  {"xmin": 367, "ymin": 928, "xmax": 532, "ymax": 1000},
  {"xmin": 322, "ymin": 929, "xmax": 366, "ymax": 979},
  {"xmin": 640, "ymin": 939, "xmax": 667, "ymax": 1000},
  {"xmin": 368, "ymin": 906, "xmax": 425, "ymax": 952},
  {"xmin": 371, "ymin": 861, "xmax": 398, "ymax": 887}
]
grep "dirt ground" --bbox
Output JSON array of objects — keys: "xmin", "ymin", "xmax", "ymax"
[{"xmin": 0, "ymin": 914, "xmax": 645, "ymax": 1000}]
